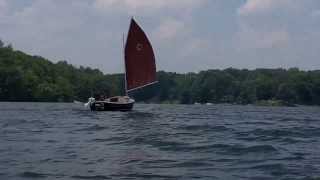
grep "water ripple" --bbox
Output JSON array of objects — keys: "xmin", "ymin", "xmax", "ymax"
[
  {"xmin": 71, "ymin": 175, "xmax": 111, "ymax": 179},
  {"xmin": 0, "ymin": 103, "xmax": 320, "ymax": 179}
]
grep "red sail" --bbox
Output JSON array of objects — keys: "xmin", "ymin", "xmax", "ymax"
[{"xmin": 125, "ymin": 18, "xmax": 156, "ymax": 92}]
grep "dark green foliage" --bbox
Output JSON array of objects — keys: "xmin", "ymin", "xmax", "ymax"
[
  {"xmin": 0, "ymin": 45, "xmax": 119, "ymax": 102},
  {"xmin": 1, "ymin": 43, "xmax": 320, "ymax": 105}
]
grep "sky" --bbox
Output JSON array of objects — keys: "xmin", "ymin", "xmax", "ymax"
[{"xmin": 0, "ymin": 0, "xmax": 320, "ymax": 73}]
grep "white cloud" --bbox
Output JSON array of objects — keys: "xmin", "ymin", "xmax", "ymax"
[
  {"xmin": 0, "ymin": 0, "xmax": 120, "ymax": 71},
  {"xmin": 152, "ymin": 18, "xmax": 185, "ymax": 41},
  {"xmin": 236, "ymin": 0, "xmax": 301, "ymax": 49},
  {"xmin": 311, "ymin": 10, "xmax": 320, "ymax": 17},
  {"xmin": 234, "ymin": 0, "xmax": 320, "ymax": 70},
  {"xmin": 94, "ymin": 0, "xmax": 207, "ymax": 14},
  {"xmin": 1, "ymin": 0, "xmax": 320, "ymax": 73},
  {"xmin": 179, "ymin": 38, "xmax": 210, "ymax": 58},
  {"xmin": 0, "ymin": 0, "xmax": 6, "ymax": 8},
  {"xmin": 0, "ymin": 0, "xmax": 7, "ymax": 15},
  {"xmin": 238, "ymin": 0, "xmax": 295, "ymax": 16},
  {"xmin": 236, "ymin": 25, "xmax": 289, "ymax": 49}
]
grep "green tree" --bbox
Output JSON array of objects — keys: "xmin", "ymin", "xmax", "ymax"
[{"xmin": 276, "ymin": 83, "xmax": 296, "ymax": 103}]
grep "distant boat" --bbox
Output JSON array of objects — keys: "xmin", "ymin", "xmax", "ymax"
[{"xmin": 86, "ymin": 18, "xmax": 157, "ymax": 111}]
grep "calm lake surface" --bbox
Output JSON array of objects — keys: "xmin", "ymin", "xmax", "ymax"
[{"xmin": 0, "ymin": 102, "xmax": 320, "ymax": 180}]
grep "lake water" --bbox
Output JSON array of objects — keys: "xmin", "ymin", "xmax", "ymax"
[{"xmin": 0, "ymin": 102, "xmax": 320, "ymax": 179}]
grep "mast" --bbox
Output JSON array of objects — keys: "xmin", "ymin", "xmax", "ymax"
[{"xmin": 123, "ymin": 33, "xmax": 128, "ymax": 96}]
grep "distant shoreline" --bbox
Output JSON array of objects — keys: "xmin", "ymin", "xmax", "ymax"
[{"xmin": 1, "ymin": 44, "xmax": 320, "ymax": 106}]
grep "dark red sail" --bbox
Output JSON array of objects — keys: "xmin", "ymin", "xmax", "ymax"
[{"xmin": 125, "ymin": 18, "xmax": 157, "ymax": 92}]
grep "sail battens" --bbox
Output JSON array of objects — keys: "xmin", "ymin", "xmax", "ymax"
[
  {"xmin": 125, "ymin": 18, "xmax": 156, "ymax": 92},
  {"xmin": 127, "ymin": 81, "xmax": 158, "ymax": 92}
]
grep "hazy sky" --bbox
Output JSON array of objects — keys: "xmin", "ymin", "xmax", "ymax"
[{"xmin": 0, "ymin": 0, "xmax": 320, "ymax": 73}]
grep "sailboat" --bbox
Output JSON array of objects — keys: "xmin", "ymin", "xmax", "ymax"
[{"xmin": 86, "ymin": 18, "xmax": 157, "ymax": 111}]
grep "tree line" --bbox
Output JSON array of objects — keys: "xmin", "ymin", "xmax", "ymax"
[{"xmin": 1, "ymin": 41, "xmax": 320, "ymax": 105}]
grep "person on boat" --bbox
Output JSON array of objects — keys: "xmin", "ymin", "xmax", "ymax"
[{"xmin": 94, "ymin": 94, "xmax": 104, "ymax": 101}]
